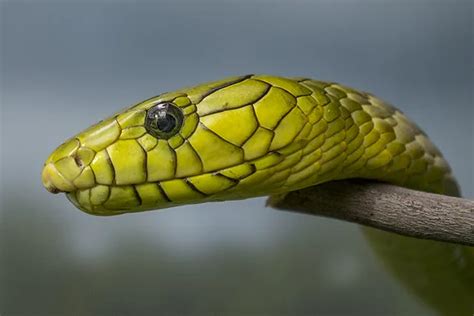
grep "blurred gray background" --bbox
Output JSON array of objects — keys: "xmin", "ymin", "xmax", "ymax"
[{"xmin": 1, "ymin": 1, "xmax": 472, "ymax": 315}]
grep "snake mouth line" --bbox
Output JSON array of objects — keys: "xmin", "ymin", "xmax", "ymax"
[{"xmin": 64, "ymin": 183, "xmax": 177, "ymax": 216}]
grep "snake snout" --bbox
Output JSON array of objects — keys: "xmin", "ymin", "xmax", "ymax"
[
  {"xmin": 42, "ymin": 162, "xmax": 76, "ymax": 193},
  {"xmin": 42, "ymin": 138, "xmax": 98, "ymax": 194}
]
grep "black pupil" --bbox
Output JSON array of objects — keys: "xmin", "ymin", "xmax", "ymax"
[
  {"xmin": 145, "ymin": 102, "xmax": 183, "ymax": 139},
  {"xmin": 156, "ymin": 113, "xmax": 176, "ymax": 132}
]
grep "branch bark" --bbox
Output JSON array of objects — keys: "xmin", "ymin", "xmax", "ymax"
[{"xmin": 268, "ymin": 179, "xmax": 474, "ymax": 247}]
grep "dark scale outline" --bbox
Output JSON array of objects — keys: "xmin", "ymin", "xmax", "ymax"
[
  {"xmin": 137, "ymin": 134, "xmax": 156, "ymax": 153},
  {"xmin": 169, "ymin": 142, "xmax": 178, "ymax": 180},
  {"xmin": 320, "ymin": 90, "xmax": 342, "ymax": 112},
  {"xmin": 274, "ymin": 106, "xmax": 309, "ymax": 149},
  {"xmin": 99, "ymin": 117, "xmax": 124, "ymax": 186},
  {"xmin": 168, "ymin": 134, "xmax": 185, "ymax": 150},
  {"xmin": 201, "ymin": 105, "xmax": 260, "ymax": 147},
  {"xmin": 109, "ymin": 116, "xmax": 124, "ymax": 145},
  {"xmin": 82, "ymin": 166, "xmax": 97, "ymax": 193},
  {"xmin": 55, "ymin": 155, "xmax": 85, "ymax": 184},
  {"xmin": 256, "ymin": 126, "xmax": 276, "ymax": 156},
  {"xmin": 251, "ymin": 77, "xmax": 313, "ymax": 98},
  {"xmin": 291, "ymin": 122, "xmax": 313, "ymax": 143},
  {"xmin": 179, "ymin": 113, "xmax": 200, "ymax": 140},
  {"xmin": 138, "ymin": 141, "xmax": 148, "ymax": 184},
  {"xmin": 119, "ymin": 126, "xmax": 147, "ymax": 140},
  {"xmin": 321, "ymin": 94, "xmax": 362, "ymax": 172},
  {"xmin": 244, "ymin": 83, "xmax": 272, "ymax": 106},
  {"xmin": 198, "ymin": 83, "xmax": 271, "ymax": 118},
  {"xmin": 296, "ymin": 77, "xmax": 311, "ymax": 83},
  {"xmin": 238, "ymin": 123, "xmax": 277, "ymax": 165},
  {"xmin": 214, "ymin": 172, "xmax": 241, "ymax": 183},
  {"xmin": 341, "ymin": 147, "xmax": 367, "ymax": 172},
  {"xmin": 320, "ymin": 130, "xmax": 347, "ymax": 155},
  {"xmin": 199, "ymin": 123, "xmax": 245, "ymax": 155},
  {"xmin": 237, "ymin": 105, "xmax": 261, "ymax": 146},
  {"xmin": 182, "ymin": 77, "xmax": 271, "ymax": 165},
  {"xmin": 198, "ymin": 84, "xmax": 272, "ymax": 153},
  {"xmin": 346, "ymin": 118, "xmax": 360, "ymax": 145},
  {"xmin": 265, "ymin": 106, "xmax": 304, "ymax": 153},
  {"xmin": 288, "ymin": 137, "xmax": 322, "ymax": 174},
  {"xmin": 344, "ymin": 132, "xmax": 365, "ymax": 156},
  {"xmin": 141, "ymin": 135, "xmax": 159, "ymax": 152},
  {"xmin": 170, "ymin": 95, "xmax": 194, "ymax": 110},
  {"xmin": 191, "ymin": 123, "xmax": 246, "ymax": 173},
  {"xmin": 289, "ymin": 148, "xmax": 321, "ymax": 174},
  {"xmin": 174, "ymin": 140, "xmax": 204, "ymax": 178},
  {"xmin": 184, "ymin": 140, "xmax": 204, "ymax": 173},
  {"xmin": 74, "ymin": 189, "xmax": 90, "ymax": 212},
  {"xmin": 293, "ymin": 94, "xmax": 318, "ymax": 116},
  {"xmin": 97, "ymin": 184, "xmax": 112, "ymax": 207},
  {"xmin": 286, "ymin": 103, "xmax": 343, "ymax": 177},
  {"xmin": 342, "ymin": 130, "xmax": 374, "ymax": 171},
  {"xmin": 324, "ymin": 85, "xmax": 348, "ymax": 99},
  {"xmin": 248, "ymin": 101, "xmax": 262, "ymax": 128},
  {"xmin": 320, "ymin": 142, "xmax": 348, "ymax": 166},
  {"xmin": 251, "ymin": 86, "xmax": 297, "ymax": 130},
  {"xmin": 132, "ymin": 185, "xmax": 143, "ymax": 206},
  {"xmin": 199, "ymin": 74, "xmax": 254, "ymax": 101},
  {"xmin": 324, "ymin": 120, "xmax": 346, "ymax": 140},
  {"xmin": 116, "ymin": 110, "xmax": 147, "ymax": 130},
  {"xmin": 264, "ymin": 87, "xmax": 298, "ymax": 128},
  {"xmin": 180, "ymin": 103, "xmax": 198, "ymax": 117},
  {"xmin": 286, "ymin": 161, "xmax": 325, "ymax": 187},
  {"xmin": 87, "ymin": 188, "xmax": 92, "ymax": 210},
  {"xmin": 299, "ymin": 79, "xmax": 334, "ymax": 88},
  {"xmin": 299, "ymin": 81, "xmax": 333, "ymax": 107},
  {"xmin": 156, "ymin": 182, "xmax": 172, "ymax": 202},
  {"xmin": 103, "ymin": 147, "xmax": 117, "ymax": 186},
  {"xmin": 252, "ymin": 152, "xmax": 285, "ymax": 171},
  {"xmin": 209, "ymin": 173, "xmax": 241, "ymax": 192},
  {"xmin": 106, "ymin": 138, "xmax": 148, "ymax": 186},
  {"xmin": 184, "ymin": 178, "xmax": 208, "ymax": 197},
  {"xmin": 143, "ymin": 140, "xmax": 178, "ymax": 183},
  {"xmin": 275, "ymin": 143, "xmax": 307, "ymax": 167},
  {"xmin": 132, "ymin": 93, "xmax": 188, "ymax": 112},
  {"xmin": 142, "ymin": 139, "xmax": 176, "ymax": 184}
]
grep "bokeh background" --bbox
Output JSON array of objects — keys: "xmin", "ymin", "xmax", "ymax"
[{"xmin": 1, "ymin": 1, "xmax": 472, "ymax": 315}]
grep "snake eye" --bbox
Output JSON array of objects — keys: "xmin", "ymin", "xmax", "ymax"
[{"xmin": 145, "ymin": 102, "xmax": 183, "ymax": 139}]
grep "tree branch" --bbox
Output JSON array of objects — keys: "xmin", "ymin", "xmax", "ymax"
[{"xmin": 268, "ymin": 179, "xmax": 474, "ymax": 247}]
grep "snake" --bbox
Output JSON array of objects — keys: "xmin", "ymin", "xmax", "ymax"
[{"xmin": 41, "ymin": 74, "xmax": 473, "ymax": 315}]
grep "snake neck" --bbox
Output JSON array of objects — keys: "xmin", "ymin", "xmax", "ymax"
[{"xmin": 255, "ymin": 78, "xmax": 460, "ymax": 199}]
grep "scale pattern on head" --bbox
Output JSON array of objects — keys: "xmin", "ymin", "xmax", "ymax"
[{"xmin": 42, "ymin": 74, "xmax": 455, "ymax": 215}]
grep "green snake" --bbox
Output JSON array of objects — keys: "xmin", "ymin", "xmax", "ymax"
[{"xmin": 42, "ymin": 75, "xmax": 473, "ymax": 314}]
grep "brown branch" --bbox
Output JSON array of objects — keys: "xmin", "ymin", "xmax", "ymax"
[{"xmin": 268, "ymin": 179, "xmax": 474, "ymax": 247}]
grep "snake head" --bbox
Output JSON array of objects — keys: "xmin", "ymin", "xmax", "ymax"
[{"xmin": 42, "ymin": 74, "xmax": 329, "ymax": 215}]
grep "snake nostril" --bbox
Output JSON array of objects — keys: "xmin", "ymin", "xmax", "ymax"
[{"xmin": 73, "ymin": 155, "xmax": 84, "ymax": 168}]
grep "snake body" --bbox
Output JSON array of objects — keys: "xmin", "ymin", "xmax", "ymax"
[{"xmin": 42, "ymin": 75, "xmax": 473, "ymax": 314}]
